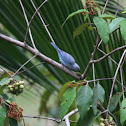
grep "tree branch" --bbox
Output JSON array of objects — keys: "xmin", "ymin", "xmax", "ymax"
[
  {"xmin": 17, "ymin": 62, "xmax": 45, "ymax": 75},
  {"xmin": 23, "ymin": 115, "xmax": 61, "ymax": 123},
  {"xmin": 91, "ymin": 45, "xmax": 126, "ymax": 63},
  {"xmin": 106, "ymin": 49, "xmax": 126, "ymax": 118},
  {"xmin": 24, "ymin": 0, "xmax": 48, "ymax": 43},
  {"xmin": 92, "ymin": 63, "xmax": 96, "ymax": 87},
  {"xmin": 102, "ymin": 0, "xmax": 109, "ymax": 14},
  {"xmin": 63, "ymin": 108, "xmax": 78, "ymax": 126},
  {"xmin": 12, "ymin": 55, "xmax": 37, "ymax": 77},
  {"xmin": 30, "ymin": 0, "xmax": 55, "ymax": 43},
  {"xmin": 115, "ymin": 0, "xmax": 123, "ymax": 16},
  {"xmin": 80, "ymin": 37, "xmax": 101, "ymax": 80},
  {"xmin": 23, "ymin": 115, "xmax": 77, "ymax": 124},
  {"xmin": 19, "ymin": 0, "xmax": 36, "ymax": 49},
  {"xmin": 0, "ymin": 67, "xmax": 12, "ymax": 78},
  {"xmin": 0, "ymin": 33, "xmax": 80, "ymax": 80},
  {"xmin": 96, "ymin": 47, "xmax": 118, "ymax": 65}
]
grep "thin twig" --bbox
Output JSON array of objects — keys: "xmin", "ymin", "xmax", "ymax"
[
  {"xmin": 12, "ymin": 55, "xmax": 37, "ymax": 77},
  {"xmin": 24, "ymin": 0, "xmax": 48, "ymax": 43},
  {"xmin": 92, "ymin": 63, "xmax": 96, "ymax": 87},
  {"xmin": 115, "ymin": 78, "xmax": 126, "ymax": 90},
  {"xmin": 97, "ymin": 102, "xmax": 109, "ymax": 119},
  {"xmin": 121, "ymin": 54, "xmax": 126, "ymax": 67},
  {"xmin": 88, "ymin": 77, "xmax": 113, "ymax": 83},
  {"xmin": 81, "ymin": 37, "xmax": 101, "ymax": 80},
  {"xmin": 0, "ymin": 67, "xmax": 12, "ymax": 78},
  {"xmin": 17, "ymin": 62, "xmax": 45, "ymax": 75},
  {"xmin": 119, "ymin": 53, "xmax": 126, "ymax": 99},
  {"xmin": 91, "ymin": 45, "xmax": 126, "ymax": 63},
  {"xmin": 96, "ymin": 47, "xmax": 118, "ymax": 65},
  {"xmin": 19, "ymin": 0, "xmax": 36, "ymax": 49},
  {"xmin": 30, "ymin": 0, "xmax": 55, "ymax": 43},
  {"xmin": 98, "ymin": 40, "xmax": 102, "ymax": 47},
  {"xmin": 89, "ymin": 77, "xmax": 126, "ymax": 90},
  {"xmin": 23, "ymin": 115, "xmax": 61, "ymax": 123},
  {"xmin": 106, "ymin": 49, "xmax": 126, "ymax": 118},
  {"xmin": 75, "ymin": 77, "xmax": 126, "ymax": 89},
  {"xmin": 63, "ymin": 109, "xmax": 78, "ymax": 126},
  {"xmin": 120, "ymin": 68, "xmax": 125, "ymax": 99},
  {"xmin": 115, "ymin": 0, "xmax": 123, "ymax": 16},
  {"xmin": 102, "ymin": 0, "xmax": 109, "ymax": 14},
  {"xmin": 23, "ymin": 115, "xmax": 77, "ymax": 123}
]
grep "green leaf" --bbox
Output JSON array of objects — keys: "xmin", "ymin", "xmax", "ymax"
[
  {"xmin": 109, "ymin": 92, "xmax": 122, "ymax": 112},
  {"xmin": 0, "ymin": 72, "xmax": 11, "ymax": 81},
  {"xmin": 0, "ymin": 88, "xmax": 4, "ymax": 94},
  {"xmin": 100, "ymin": 14, "xmax": 116, "ymax": 19},
  {"xmin": 59, "ymin": 82, "xmax": 71, "ymax": 101},
  {"xmin": 120, "ymin": 98, "xmax": 126, "ymax": 125},
  {"xmin": 122, "ymin": 11, "xmax": 126, "ymax": 13},
  {"xmin": 9, "ymin": 118, "xmax": 18, "ymax": 126},
  {"xmin": 84, "ymin": 13, "xmax": 88, "ymax": 22},
  {"xmin": 92, "ymin": 83, "xmax": 105, "ymax": 115},
  {"xmin": 77, "ymin": 108, "xmax": 95, "ymax": 126},
  {"xmin": 0, "ymin": 106, "xmax": 6, "ymax": 126},
  {"xmin": 88, "ymin": 26, "xmax": 95, "ymax": 31},
  {"xmin": 73, "ymin": 23, "xmax": 90, "ymax": 39},
  {"xmin": 93, "ymin": 17, "xmax": 109, "ymax": 44},
  {"xmin": 39, "ymin": 90, "xmax": 51, "ymax": 114},
  {"xmin": 120, "ymin": 19, "xmax": 126, "ymax": 43},
  {"xmin": 109, "ymin": 17, "xmax": 125, "ymax": 33},
  {"xmin": 62, "ymin": 9, "xmax": 88, "ymax": 26},
  {"xmin": 61, "ymin": 87, "xmax": 76, "ymax": 119},
  {"xmin": 76, "ymin": 85, "xmax": 93, "ymax": 119},
  {"xmin": 0, "ymin": 78, "xmax": 11, "ymax": 86},
  {"xmin": 113, "ymin": 111, "xmax": 122, "ymax": 126}
]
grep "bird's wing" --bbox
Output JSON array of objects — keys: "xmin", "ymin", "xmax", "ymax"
[
  {"xmin": 50, "ymin": 42, "xmax": 75, "ymax": 65},
  {"xmin": 58, "ymin": 50, "xmax": 75, "ymax": 65}
]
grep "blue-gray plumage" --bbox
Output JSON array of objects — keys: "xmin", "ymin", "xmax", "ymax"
[{"xmin": 50, "ymin": 42, "xmax": 80, "ymax": 72}]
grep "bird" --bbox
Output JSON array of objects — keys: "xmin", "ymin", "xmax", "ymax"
[{"xmin": 50, "ymin": 42, "xmax": 80, "ymax": 72}]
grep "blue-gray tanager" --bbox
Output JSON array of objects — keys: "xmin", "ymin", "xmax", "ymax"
[{"xmin": 50, "ymin": 42, "xmax": 80, "ymax": 72}]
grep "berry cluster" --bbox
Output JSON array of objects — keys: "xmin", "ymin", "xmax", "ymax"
[
  {"xmin": 99, "ymin": 117, "xmax": 115, "ymax": 126},
  {"xmin": 83, "ymin": 0, "xmax": 97, "ymax": 16},
  {"xmin": 7, "ymin": 102, "xmax": 23, "ymax": 121},
  {"xmin": 8, "ymin": 79, "xmax": 24, "ymax": 95}
]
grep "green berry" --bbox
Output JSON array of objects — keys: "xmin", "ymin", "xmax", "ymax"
[
  {"xmin": 100, "ymin": 123, "xmax": 105, "ymax": 126},
  {"xmin": 16, "ymin": 82, "xmax": 20, "ymax": 85},
  {"xmin": 20, "ymin": 85, "xmax": 24, "ymax": 89},
  {"xmin": 100, "ymin": 118, "xmax": 104, "ymax": 121},
  {"xmin": 8, "ymin": 85, "xmax": 13, "ymax": 88},
  {"xmin": 111, "ymin": 122, "xmax": 115, "ymax": 125},
  {"xmin": 10, "ymin": 78, "xmax": 13, "ymax": 82},
  {"xmin": 19, "ymin": 81, "xmax": 24, "ymax": 85},
  {"xmin": 15, "ymin": 86, "xmax": 19, "ymax": 90},
  {"xmin": 104, "ymin": 119, "xmax": 108, "ymax": 122},
  {"xmin": 10, "ymin": 87, "xmax": 13, "ymax": 91},
  {"xmin": 109, "ymin": 116, "xmax": 113, "ymax": 122}
]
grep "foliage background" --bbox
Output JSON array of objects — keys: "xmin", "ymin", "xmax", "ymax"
[{"xmin": 0, "ymin": 0, "xmax": 126, "ymax": 125}]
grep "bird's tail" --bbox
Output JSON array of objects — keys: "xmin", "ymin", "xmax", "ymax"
[{"xmin": 50, "ymin": 42, "xmax": 59, "ymax": 50}]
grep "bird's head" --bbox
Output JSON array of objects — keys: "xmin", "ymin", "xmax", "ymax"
[{"xmin": 73, "ymin": 63, "xmax": 80, "ymax": 72}]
